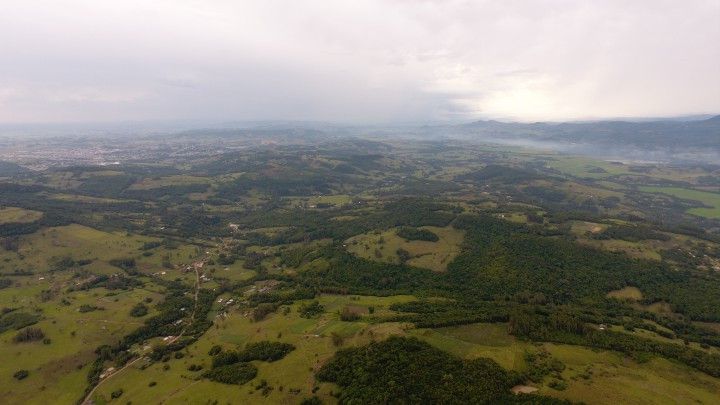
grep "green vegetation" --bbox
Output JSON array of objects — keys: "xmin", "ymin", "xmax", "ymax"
[
  {"xmin": 318, "ymin": 336, "xmax": 534, "ymax": 404},
  {"xmin": 203, "ymin": 362, "xmax": 257, "ymax": 385},
  {"xmin": 1, "ymin": 134, "xmax": 719, "ymax": 404},
  {"xmin": 0, "ymin": 207, "xmax": 43, "ymax": 224},
  {"xmin": 396, "ymin": 226, "xmax": 439, "ymax": 242},
  {"xmin": 640, "ymin": 186, "xmax": 720, "ymax": 218}
]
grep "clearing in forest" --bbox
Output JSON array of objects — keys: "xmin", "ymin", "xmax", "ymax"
[{"xmin": 345, "ymin": 226, "xmax": 465, "ymax": 272}]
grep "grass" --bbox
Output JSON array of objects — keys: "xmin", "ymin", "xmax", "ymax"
[
  {"xmin": 606, "ymin": 287, "xmax": 643, "ymax": 301},
  {"xmin": 89, "ymin": 294, "xmax": 416, "ymax": 404},
  {"xmin": 547, "ymin": 157, "xmax": 630, "ymax": 179},
  {"xmin": 0, "ymin": 207, "xmax": 43, "ymax": 224},
  {"xmin": 640, "ymin": 186, "xmax": 720, "ymax": 218},
  {"xmin": 579, "ymin": 238, "xmax": 662, "ymax": 261},
  {"xmin": 569, "ymin": 221, "xmax": 606, "ymax": 237},
  {"xmin": 0, "ymin": 225, "xmax": 161, "ymax": 276},
  {"xmin": 412, "ymin": 323, "xmax": 720, "ymax": 405},
  {"xmin": 47, "ymin": 193, "xmax": 131, "ymax": 204},
  {"xmin": 345, "ymin": 226, "xmax": 465, "ymax": 272},
  {"xmin": 127, "ymin": 175, "xmax": 211, "ymax": 190},
  {"xmin": 0, "ymin": 275, "xmax": 163, "ymax": 404},
  {"xmin": 543, "ymin": 348, "xmax": 720, "ymax": 405},
  {"xmin": 284, "ymin": 194, "xmax": 353, "ymax": 208}
]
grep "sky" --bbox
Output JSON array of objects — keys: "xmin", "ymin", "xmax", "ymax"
[{"xmin": 0, "ymin": 0, "xmax": 719, "ymax": 124}]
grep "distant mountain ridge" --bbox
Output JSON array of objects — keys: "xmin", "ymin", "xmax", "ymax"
[{"xmin": 454, "ymin": 115, "xmax": 720, "ymax": 150}]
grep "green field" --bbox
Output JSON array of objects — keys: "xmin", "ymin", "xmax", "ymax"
[
  {"xmin": 90, "ymin": 294, "xmax": 416, "ymax": 404},
  {"xmin": 547, "ymin": 157, "xmax": 631, "ymax": 179},
  {"xmin": 0, "ymin": 277, "xmax": 162, "ymax": 404},
  {"xmin": 0, "ymin": 207, "xmax": 43, "ymax": 224},
  {"xmin": 127, "ymin": 175, "xmax": 211, "ymax": 190},
  {"xmin": 640, "ymin": 186, "xmax": 720, "ymax": 218},
  {"xmin": 345, "ymin": 226, "xmax": 465, "ymax": 272}
]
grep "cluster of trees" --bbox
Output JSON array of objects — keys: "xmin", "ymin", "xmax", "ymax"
[
  {"xmin": 204, "ymin": 341, "xmax": 295, "ymax": 385},
  {"xmin": 298, "ymin": 301, "xmax": 324, "ymax": 318},
  {"xmin": 0, "ymin": 310, "xmax": 40, "ymax": 333},
  {"xmin": 129, "ymin": 303, "xmax": 148, "ymax": 317},
  {"xmin": 0, "ymin": 278, "xmax": 13, "ymax": 289},
  {"xmin": 108, "ymin": 258, "xmax": 137, "ymax": 274},
  {"xmin": 396, "ymin": 226, "xmax": 439, "ymax": 242},
  {"xmin": 388, "ymin": 300, "xmax": 509, "ymax": 328},
  {"xmin": 318, "ymin": 336, "xmax": 564, "ymax": 404},
  {"xmin": 204, "ymin": 362, "xmax": 257, "ymax": 385},
  {"xmin": 13, "ymin": 327, "xmax": 45, "ymax": 343},
  {"xmin": 591, "ymin": 225, "xmax": 670, "ymax": 242},
  {"xmin": 508, "ymin": 308, "xmax": 720, "ymax": 378}
]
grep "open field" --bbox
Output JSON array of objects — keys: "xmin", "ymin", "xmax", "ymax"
[
  {"xmin": 579, "ymin": 238, "xmax": 662, "ymax": 260},
  {"xmin": 128, "ymin": 175, "xmax": 211, "ymax": 190},
  {"xmin": 412, "ymin": 323, "xmax": 720, "ymax": 404},
  {"xmin": 547, "ymin": 157, "xmax": 631, "ymax": 179},
  {"xmin": 0, "ymin": 225, "xmax": 161, "ymax": 275},
  {"xmin": 0, "ymin": 277, "xmax": 163, "ymax": 404},
  {"xmin": 90, "ymin": 294, "xmax": 416, "ymax": 404},
  {"xmin": 345, "ymin": 226, "xmax": 465, "ymax": 272},
  {"xmin": 47, "ymin": 193, "xmax": 132, "ymax": 204},
  {"xmin": 640, "ymin": 186, "xmax": 720, "ymax": 218},
  {"xmin": 87, "ymin": 294, "xmax": 720, "ymax": 405},
  {"xmin": 606, "ymin": 286, "xmax": 643, "ymax": 301},
  {"xmin": 0, "ymin": 207, "xmax": 43, "ymax": 224},
  {"xmin": 283, "ymin": 194, "xmax": 353, "ymax": 208}
]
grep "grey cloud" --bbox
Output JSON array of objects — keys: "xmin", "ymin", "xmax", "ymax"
[{"xmin": 0, "ymin": 0, "xmax": 718, "ymax": 124}]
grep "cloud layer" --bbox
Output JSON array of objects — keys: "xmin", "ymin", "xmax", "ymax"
[{"xmin": 1, "ymin": 0, "xmax": 718, "ymax": 123}]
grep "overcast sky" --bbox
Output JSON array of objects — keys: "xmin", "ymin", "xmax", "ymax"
[{"xmin": 1, "ymin": 0, "xmax": 718, "ymax": 124}]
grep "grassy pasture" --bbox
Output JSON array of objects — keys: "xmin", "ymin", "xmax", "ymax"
[
  {"xmin": 640, "ymin": 186, "xmax": 720, "ymax": 218},
  {"xmin": 569, "ymin": 221, "xmax": 606, "ymax": 236},
  {"xmin": 578, "ymin": 238, "xmax": 662, "ymax": 261},
  {"xmin": 345, "ymin": 226, "xmax": 465, "ymax": 272},
  {"xmin": 90, "ymin": 294, "xmax": 415, "ymax": 404},
  {"xmin": 606, "ymin": 286, "xmax": 643, "ymax": 301},
  {"xmin": 8, "ymin": 286, "xmax": 718, "ymax": 405},
  {"xmin": 0, "ymin": 225, "xmax": 162, "ymax": 276},
  {"xmin": 47, "ymin": 193, "xmax": 131, "ymax": 204},
  {"xmin": 284, "ymin": 194, "xmax": 352, "ymax": 208},
  {"xmin": 542, "ymin": 349, "xmax": 720, "ymax": 405},
  {"xmin": 547, "ymin": 157, "xmax": 631, "ymax": 179},
  {"xmin": 0, "ymin": 207, "xmax": 43, "ymax": 224},
  {"xmin": 0, "ymin": 277, "xmax": 162, "ymax": 404},
  {"xmin": 413, "ymin": 323, "xmax": 720, "ymax": 405},
  {"xmin": 127, "ymin": 175, "xmax": 211, "ymax": 190}
]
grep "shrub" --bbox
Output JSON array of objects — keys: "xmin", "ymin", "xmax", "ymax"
[
  {"xmin": 340, "ymin": 307, "xmax": 361, "ymax": 322},
  {"xmin": 78, "ymin": 304, "xmax": 99, "ymax": 313},
  {"xmin": 331, "ymin": 332, "xmax": 344, "ymax": 347},
  {"xmin": 13, "ymin": 327, "xmax": 45, "ymax": 343},
  {"xmin": 0, "ymin": 311, "xmax": 40, "ymax": 333},
  {"xmin": 252, "ymin": 303, "xmax": 278, "ymax": 322},
  {"xmin": 129, "ymin": 303, "xmax": 148, "ymax": 317},
  {"xmin": 110, "ymin": 389, "xmax": 124, "ymax": 399},
  {"xmin": 299, "ymin": 301, "xmax": 324, "ymax": 318},
  {"xmin": 396, "ymin": 248, "xmax": 411, "ymax": 264},
  {"xmin": 300, "ymin": 397, "xmax": 323, "ymax": 405}
]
